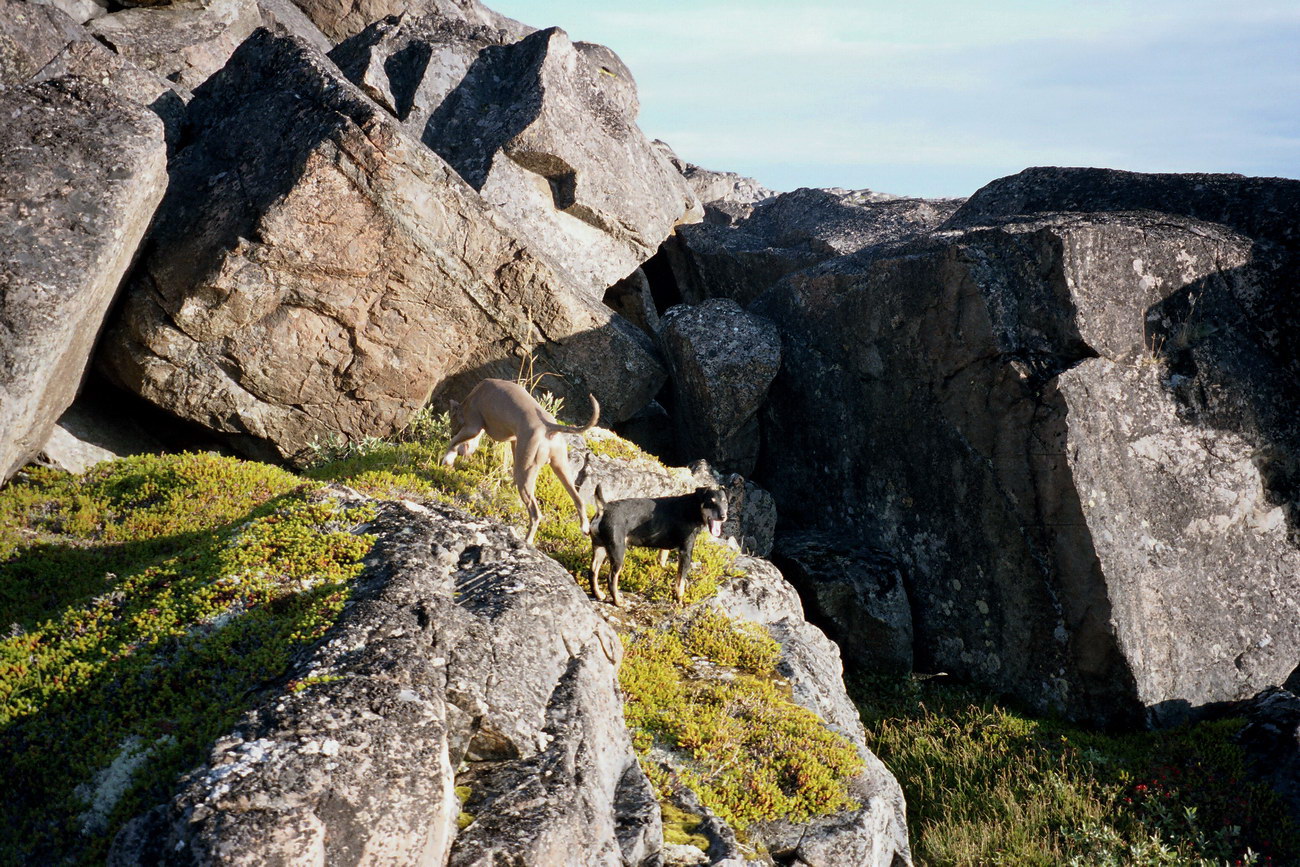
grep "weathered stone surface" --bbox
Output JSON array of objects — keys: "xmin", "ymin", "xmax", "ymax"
[
  {"xmin": 771, "ymin": 532, "xmax": 913, "ymax": 676},
  {"xmin": 653, "ymin": 141, "xmax": 774, "ymax": 225},
  {"xmin": 87, "ymin": 0, "xmax": 261, "ymax": 90},
  {"xmin": 330, "ymin": 11, "xmax": 518, "ymax": 137},
  {"xmin": 0, "ymin": 76, "xmax": 167, "ymax": 482},
  {"xmin": 256, "ymin": 0, "xmax": 335, "ymax": 54},
  {"xmin": 709, "ymin": 561, "xmax": 913, "ymax": 867},
  {"xmin": 29, "ymin": 0, "xmax": 108, "ymax": 25},
  {"xmin": 28, "ymin": 37, "xmax": 191, "ymax": 149},
  {"xmin": 99, "ymin": 31, "xmax": 665, "ymax": 463},
  {"xmin": 424, "ymin": 26, "xmax": 700, "ymax": 296},
  {"xmin": 663, "ymin": 187, "xmax": 960, "ymax": 307},
  {"xmin": 0, "ymin": 0, "xmax": 90, "ymax": 86},
  {"xmin": 110, "ymin": 494, "xmax": 659, "ymax": 865},
  {"xmin": 659, "ymin": 299, "xmax": 781, "ymax": 475},
  {"xmin": 290, "ymin": 0, "xmax": 528, "ymax": 46},
  {"xmin": 603, "ymin": 267, "xmax": 660, "ymax": 337},
  {"xmin": 753, "ymin": 194, "xmax": 1300, "ymax": 725}
]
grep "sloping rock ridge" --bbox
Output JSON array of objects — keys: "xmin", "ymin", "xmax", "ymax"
[{"xmin": 110, "ymin": 493, "xmax": 659, "ymax": 865}]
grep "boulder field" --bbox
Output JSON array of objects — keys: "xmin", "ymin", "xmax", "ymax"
[{"xmin": 3, "ymin": 0, "xmax": 1300, "ymax": 860}]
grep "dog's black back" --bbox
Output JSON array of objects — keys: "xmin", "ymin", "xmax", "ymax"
[{"xmin": 591, "ymin": 488, "xmax": 725, "ymax": 551}]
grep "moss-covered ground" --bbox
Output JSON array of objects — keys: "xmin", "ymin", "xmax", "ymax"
[
  {"xmin": 0, "ymin": 453, "xmax": 374, "ymax": 864},
  {"xmin": 852, "ymin": 674, "xmax": 1299, "ymax": 866}
]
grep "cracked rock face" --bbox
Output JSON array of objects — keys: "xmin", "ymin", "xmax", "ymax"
[
  {"xmin": 86, "ymin": 0, "xmax": 261, "ymax": 90},
  {"xmin": 291, "ymin": 0, "xmax": 526, "ymax": 44},
  {"xmin": 754, "ymin": 192, "xmax": 1300, "ymax": 726},
  {"xmin": 110, "ymin": 494, "xmax": 659, "ymax": 865},
  {"xmin": 422, "ymin": 26, "xmax": 700, "ymax": 296},
  {"xmin": 0, "ymin": 76, "xmax": 167, "ymax": 482},
  {"xmin": 98, "ymin": 31, "xmax": 666, "ymax": 463}
]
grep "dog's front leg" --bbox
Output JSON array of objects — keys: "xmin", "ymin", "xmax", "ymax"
[
  {"xmin": 673, "ymin": 539, "xmax": 696, "ymax": 605},
  {"xmin": 442, "ymin": 430, "xmax": 483, "ymax": 466},
  {"xmin": 590, "ymin": 547, "xmax": 608, "ymax": 601}
]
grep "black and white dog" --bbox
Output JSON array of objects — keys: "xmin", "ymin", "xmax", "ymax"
[{"xmin": 588, "ymin": 484, "xmax": 728, "ymax": 606}]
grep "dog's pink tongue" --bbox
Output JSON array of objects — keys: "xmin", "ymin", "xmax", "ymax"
[{"xmin": 709, "ymin": 519, "xmax": 723, "ymax": 537}]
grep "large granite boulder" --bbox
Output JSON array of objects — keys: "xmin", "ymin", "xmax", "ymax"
[
  {"xmin": 753, "ymin": 178, "xmax": 1300, "ymax": 726},
  {"xmin": 658, "ymin": 299, "xmax": 781, "ymax": 476},
  {"xmin": 0, "ymin": 0, "xmax": 89, "ymax": 86},
  {"xmin": 99, "ymin": 30, "xmax": 665, "ymax": 464},
  {"xmin": 86, "ymin": 0, "xmax": 261, "ymax": 90},
  {"xmin": 423, "ymin": 26, "xmax": 700, "ymax": 296},
  {"xmin": 652, "ymin": 141, "xmax": 775, "ymax": 226},
  {"xmin": 110, "ymin": 494, "xmax": 660, "ymax": 865},
  {"xmin": 0, "ymin": 77, "xmax": 167, "ymax": 482}
]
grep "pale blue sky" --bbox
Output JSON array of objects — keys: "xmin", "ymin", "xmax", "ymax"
[{"xmin": 487, "ymin": 0, "xmax": 1300, "ymax": 198}]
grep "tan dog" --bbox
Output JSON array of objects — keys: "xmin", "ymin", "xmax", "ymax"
[{"xmin": 441, "ymin": 378, "xmax": 598, "ymax": 544}]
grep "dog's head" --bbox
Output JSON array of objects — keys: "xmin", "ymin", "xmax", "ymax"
[{"xmin": 695, "ymin": 487, "xmax": 728, "ymax": 538}]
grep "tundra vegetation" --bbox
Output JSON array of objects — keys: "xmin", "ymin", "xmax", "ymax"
[{"xmin": 1, "ymin": 406, "xmax": 1294, "ymax": 863}]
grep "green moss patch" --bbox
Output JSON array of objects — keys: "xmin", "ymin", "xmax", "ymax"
[
  {"xmin": 661, "ymin": 800, "xmax": 711, "ymax": 850},
  {"xmin": 853, "ymin": 674, "xmax": 1300, "ymax": 866},
  {"xmin": 620, "ymin": 618, "xmax": 864, "ymax": 831},
  {"xmin": 0, "ymin": 454, "xmax": 374, "ymax": 864}
]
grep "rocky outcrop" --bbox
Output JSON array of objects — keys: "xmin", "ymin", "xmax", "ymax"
[
  {"xmin": 86, "ymin": 0, "xmax": 262, "ymax": 90},
  {"xmin": 99, "ymin": 31, "xmax": 665, "ymax": 464},
  {"xmin": 0, "ymin": 0, "xmax": 89, "ymax": 86},
  {"xmin": 771, "ymin": 533, "xmax": 913, "ymax": 676},
  {"xmin": 658, "ymin": 299, "xmax": 781, "ymax": 476},
  {"xmin": 289, "ymin": 0, "xmax": 527, "ymax": 45},
  {"xmin": 423, "ymin": 26, "xmax": 701, "ymax": 295},
  {"xmin": 0, "ymin": 77, "xmax": 167, "ymax": 482},
  {"xmin": 661, "ymin": 187, "xmax": 960, "ymax": 307},
  {"xmin": 708, "ymin": 560, "xmax": 913, "ymax": 866},
  {"xmin": 753, "ymin": 183, "xmax": 1300, "ymax": 725},
  {"xmin": 329, "ymin": 12, "xmax": 517, "ymax": 137},
  {"xmin": 29, "ymin": 0, "xmax": 109, "ymax": 25},
  {"xmin": 653, "ymin": 142, "xmax": 775, "ymax": 226},
  {"xmin": 110, "ymin": 494, "xmax": 660, "ymax": 865}
]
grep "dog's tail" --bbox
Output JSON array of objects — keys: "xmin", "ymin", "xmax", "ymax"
[{"xmin": 546, "ymin": 393, "xmax": 600, "ymax": 435}]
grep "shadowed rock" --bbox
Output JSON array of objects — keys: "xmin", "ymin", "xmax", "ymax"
[
  {"xmin": 658, "ymin": 298, "xmax": 781, "ymax": 476},
  {"xmin": 663, "ymin": 187, "xmax": 960, "ymax": 308},
  {"xmin": 0, "ymin": 76, "xmax": 167, "ymax": 482},
  {"xmin": 98, "ymin": 30, "xmax": 666, "ymax": 463},
  {"xmin": 290, "ymin": 0, "xmax": 527, "ymax": 45}
]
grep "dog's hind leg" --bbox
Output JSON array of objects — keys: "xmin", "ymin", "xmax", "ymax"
[
  {"xmin": 513, "ymin": 447, "xmax": 544, "ymax": 544},
  {"xmin": 608, "ymin": 543, "xmax": 626, "ymax": 607},
  {"xmin": 548, "ymin": 444, "xmax": 589, "ymax": 534},
  {"xmin": 658, "ymin": 549, "xmax": 671, "ymax": 568},
  {"xmin": 590, "ymin": 546, "xmax": 608, "ymax": 601}
]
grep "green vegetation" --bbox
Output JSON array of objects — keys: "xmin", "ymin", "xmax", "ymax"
[
  {"xmin": 620, "ymin": 620, "xmax": 863, "ymax": 831},
  {"xmin": 0, "ymin": 453, "xmax": 374, "ymax": 864},
  {"xmin": 660, "ymin": 800, "xmax": 711, "ymax": 850},
  {"xmin": 852, "ymin": 674, "xmax": 1298, "ymax": 866}
]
